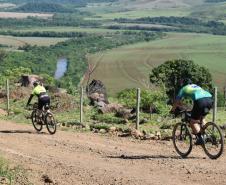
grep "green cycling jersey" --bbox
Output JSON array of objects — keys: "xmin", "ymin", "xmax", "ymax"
[{"xmin": 176, "ymin": 84, "xmax": 212, "ymax": 101}]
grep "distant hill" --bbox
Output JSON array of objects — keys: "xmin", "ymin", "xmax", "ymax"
[
  {"xmin": 206, "ymin": 0, "xmax": 226, "ymax": 2},
  {"xmin": 4, "ymin": 0, "xmax": 118, "ymax": 6},
  {"xmin": 13, "ymin": 2, "xmax": 72, "ymax": 13}
]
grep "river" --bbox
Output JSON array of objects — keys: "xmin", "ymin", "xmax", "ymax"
[{"xmin": 54, "ymin": 58, "xmax": 68, "ymax": 79}]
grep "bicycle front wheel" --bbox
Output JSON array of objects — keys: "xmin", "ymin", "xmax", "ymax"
[
  {"xmin": 45, "ymin": 113, "xmax": 56, "ymax": 135},
  {"xmin": 172, "ymin": 122, "xmax": 193, "ymax": 158},
  {"xmin": 31, "ymin": 110, "xmax": 43, "ymax": 132},
  {"xmin": 202, "ymin": 122, "xmax": 224, "ymax": 159}
]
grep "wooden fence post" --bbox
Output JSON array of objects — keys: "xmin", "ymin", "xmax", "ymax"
[
  {"xmin": 80, "ymin": 86, "xmax": 83, "ymax": 124},
  {"xmin": 136, "ymin": 88, "xmax": 140, "ymax": 130},
  {"xmin": 6, "ymin": 79, "xmax": 9, "ymax": 115},
  {"xmin": 213, "ymin": 87, "xmax": 217, "ymax": 123},
  {"xmin": 224, "ymin": 86, "xmax": 226, "ymax": 110}
]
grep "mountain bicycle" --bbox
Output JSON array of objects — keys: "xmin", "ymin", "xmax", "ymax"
[
  {"xmin": 172, "ymin": 110, "xmax": 224, "ymax": 159},
  {"xmin": 29, "ymin": 103, "xmax": 57, "ymax": 134}
]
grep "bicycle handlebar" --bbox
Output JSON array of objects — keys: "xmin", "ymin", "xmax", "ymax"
[
  {"xmin": 25, "ymin": 103, "xmax": 38, "ymax": 110},
  {"xmin": 171, "ymin": 107, "xmax": 191, "ymax": 118}
]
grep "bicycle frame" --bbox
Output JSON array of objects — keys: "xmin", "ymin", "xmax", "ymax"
[{"xmin": 173, "ymin": 109, "xmax": 224, "ymax": 159}]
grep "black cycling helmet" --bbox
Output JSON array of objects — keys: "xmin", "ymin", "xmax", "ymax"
[
  {"xmin": 180, "ymin": 78, "xmax": 192, "ymax": 87},
  {"xmin": 33, "ymin": 81, "xmax": 39, "ymax": 87}
]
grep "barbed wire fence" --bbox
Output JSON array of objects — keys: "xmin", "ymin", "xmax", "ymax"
[{"xmin": 2, "ymin": 79, "xmax": 220, "ymax": 131}]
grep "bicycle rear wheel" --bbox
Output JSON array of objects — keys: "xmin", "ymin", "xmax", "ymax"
[
  {"xmin": 31, "ymin": 110, "xmax": 43, "ymax": 132},
  {"xmin": 172, "ymin": 122, "xmax": 193, "ymax": 158},
  {"xmin": 202, "ymin": 122, "xmax": 224, "ymax": 159},
  {"xmin": 45, "ymin": 113, "xmax": 56, "ymax": 134}
]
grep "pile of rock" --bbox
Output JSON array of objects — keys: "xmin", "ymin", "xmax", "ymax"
[
  {"xmin": 20, "ymin": 75, "xmax": 43, "ymax": 87},
  {"xmin": 87, "ymin": 79, "xmax": 136, "ymax": 121},
  {"xmin": 89, "ymin": 124, "xmax": 172, "ymax": 141},
  {"xmin": 87, "ymin": 79, "xmax": 109, "ymax": 105}
]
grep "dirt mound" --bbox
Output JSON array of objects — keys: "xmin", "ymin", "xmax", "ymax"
[
  {"xmin": 0, "ymin": 86, "xmax": 31, "ymax": 101},
  {"xmin": 0, "ymin": 85, "xmax": 76, "ymax": 112},
  {"xmin": 10, "ymin": 86, "xmax": 31, "ymax": 100},
  {"xmin": 51, "ymin": 93, "xmax": 78, "ymax": 111}
]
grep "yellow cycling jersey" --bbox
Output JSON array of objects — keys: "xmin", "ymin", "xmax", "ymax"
[{"xmin": 32, "ymin": 85, "xmax": 46, "ymax": 96}]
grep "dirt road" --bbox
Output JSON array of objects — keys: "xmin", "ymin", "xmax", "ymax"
[{"xmin": 0, "ymin": 120, "xmax": 225, "ymax": 185}]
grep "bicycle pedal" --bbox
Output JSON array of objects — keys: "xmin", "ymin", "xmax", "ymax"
[{"xmin": 194, "ymin": 137, "xmax": 204, "ymax": 145}]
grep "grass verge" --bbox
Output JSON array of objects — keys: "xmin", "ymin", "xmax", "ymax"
[{"xmin": 0, "ymin": 156, "xmax": 31, "ymax": 184}]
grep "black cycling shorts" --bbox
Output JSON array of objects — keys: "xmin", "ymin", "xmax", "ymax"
[
  {"xmin": 38, "ymin": 95, "xmax": 50, "ymax": 110},
  {"xmin": 191, "ymin": 97, "xmax": 213, "ymax": 120}
]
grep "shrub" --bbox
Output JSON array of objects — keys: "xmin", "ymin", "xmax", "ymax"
[
  {"xmin": 217, "ymin": 91, "xmax": 225, "ymax": 107},
  {"xmin": 117, "ymin": 88, "xmax": 171, "ymax": 116}
]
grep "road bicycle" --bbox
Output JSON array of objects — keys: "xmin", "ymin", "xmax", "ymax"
[
  {"xmin": 29, "ymin": 103, "xmax": 57, "ymax": 134},
  {"xmin": 172, "ymin": 110, "xmax": 224, "ymax": 159}
]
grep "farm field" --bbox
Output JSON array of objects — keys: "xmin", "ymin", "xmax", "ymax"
[
  {"xmin": 220, "ymin": 20, "xmax": 226, "ymax": 24},
  {"xmin": 85, "ymin": 9, "xmax": 190, "ymax": 20},
  {"xmin": 88, "ymin": 32, "xmax": 226, "ymax": 95},
  {"xmin": 190, "ymin": 2, "xmax": 226, "ymax": 21},
  {"xmin": 0, "ymin": 3, "xmax": 15, "ymax": 8},
  {"xmin": 0, "ymin": 35, "xmax": 68, "ymax": 47},
  {"xmin": 83, "ymin": 0, "xmax": 206, "ymax": 20},
  {"xmin": 0, "ymin": 12, "xmax": 53, "ymax": 19}
]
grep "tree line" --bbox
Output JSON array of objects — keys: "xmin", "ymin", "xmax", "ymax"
[
  {"xmin": 0, "ymin": 14, "xmax": 100, "ymax": 28},
  {"xmin": 114, "ymin": 16, "xmax": 226, "ymax": 35},
  {"xmin": 205, "ymin": 0, "xmax": 226, "ymax": 2},
  {"xmin": 0, "ymin": 30, "xmax": 88, "ymax": 38},
  {"xmin": 12, "ymin": 2, "xmax": 73, "ymax": 13}
]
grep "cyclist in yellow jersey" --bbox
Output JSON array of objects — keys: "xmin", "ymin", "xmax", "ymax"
[
  {"xmin": 171, "ymin": 78, "xmax": 213, "ymax": 145},
  {"xmin": 26, "ymin": 81, "xmax": 50, "ymax": 110}
]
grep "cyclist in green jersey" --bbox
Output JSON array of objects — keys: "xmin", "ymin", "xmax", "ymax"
[
  {"xmin": 26, "ymin": 81, "xmax": 50, "ymax": 110},
  {"xmin": 171, "ymin": 78, "xmax": 213, "ymax": 145}
]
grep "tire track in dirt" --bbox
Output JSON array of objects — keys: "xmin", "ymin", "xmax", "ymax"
[{"xmin": 0, "ymin": 120, "xmax": 225, "ymax": 185}]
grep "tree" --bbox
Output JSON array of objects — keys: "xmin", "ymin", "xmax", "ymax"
[
  {"xmin": 0, "ymin": 49, "xmax": 7, "ymax": 62},
  {"xmin": 0, "ymin": 67, "xmax": 31, "ymax": 87},
  {"xmin": 149, "ymin": 59, "xmax": 213, "ymax": 101}
]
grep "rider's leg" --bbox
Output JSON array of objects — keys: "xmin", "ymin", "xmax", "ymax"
[
  {"xmin": 191, "ymin": 99, "xmax": 204, "ymax": 144},
  {"xmin": 41, "ymin": 96, "xmax": 50, "ymax": 111},
  {"xmin": 191, "ymin": 97, "xmax": 213, "ymax": 144},
  {"xmin": 189, "ymin": 119, "xmax": 204, "ymax": 145},
  {"xmin": 37, "ymin": 99, "xmax": 44, "ymax": 117},
  {"xmin": 190, "ymin": 119, "xmax": 201, "ymax": 134},
  {"xmin": 190, "ymin": 99, "xmax": 202, "ymax": 134}
]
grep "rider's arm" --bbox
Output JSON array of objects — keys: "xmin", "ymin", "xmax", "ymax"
[
  {"xmin": 171, "ymin": 99, "xmax": 183, "ymax": 112},
  {"xmin": 171, "ymin": 87, "xmax": 185, "ymax": 112},
  {"xmin": 26, "ymin": 94, "xmax": 34, "ymax": 106}
]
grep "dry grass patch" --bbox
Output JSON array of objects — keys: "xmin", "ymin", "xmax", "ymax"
[
  {"xmin": 0, "ymin": 12, "xmax": 53, "ymax": 19},
  {"xmin": 0, "ymin": 3, "xmax": 16, "ymax": 8},
  {"xmin": 0, "ymin": 35, "xmax": 68, "ymax": 47}
]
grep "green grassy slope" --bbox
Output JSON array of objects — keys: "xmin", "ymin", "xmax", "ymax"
[
  {"xmin": 191, "ymin": 2, "xmax": 226, "ymax": 21},
  {"xmin": 82, "ymin": 0, "xmax": 206, "ymax": 19},
  {"xmin": 88, "ymin": 32, "xmax": 226, "ymax": 95}
]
